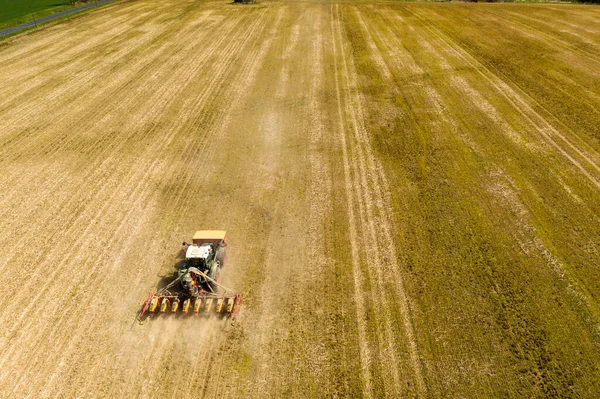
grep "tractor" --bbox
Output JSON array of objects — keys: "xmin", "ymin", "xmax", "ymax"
[{"xmin": 137, "ymin": 230, "xmax": 242, "ymax": 323}]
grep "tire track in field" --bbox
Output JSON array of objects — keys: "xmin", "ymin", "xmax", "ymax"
[
  {"xmin": 0, "ymin": 9, "xmax": 228, "ymax": 168},
  {"xmin": 378, "ymin": 4, "xmax": 600, "ymax": 357},
  {"xmin": 366, "ymin": 7, "xmax": 550, "ymax": 389},
  {"xmin": 100, "ymin": 8, "xmax": 279, "ymax": 399},
  {"xmin": 303, "ymin": 5, "xmax": 338, "ymax": 394},
  {"xmin": 0, "ymin": 0, "xmax": 149, "ymax": 63},
  {"xmin": 375, "ymin": 6, "xmax": 541, "ymax": 155},
  {"xmin": 170, "ymin": 8, "xmax": 297, "ymax": 398},
  {"xmin": 330, "ymin": 5, "xmax": 373, "ymax": 397},
  {"xmin": 0, "ymin": 9, "xmax": 244, "ymax": 278},
  {"xmin": 0, "ymin": 3, "xmax": 218, "ymax": 212},
  {"xmin": 0, "ymin": 3, "xmax": 214, "ymax": 153},
  {"xmin": 407, "ymin": 7, "xmax": 600, "ymax": 192},
  {"xmin": 143, "ymin": 12, "xmax": 274, "ymax": 397},
  {"xmin": 0, "ymin": 10, "xmax": 268, "ymax": 396},
  {"xmin": 0, "ymin": 2, "xmax": 165, "ymax": 110},
  {"xmin": 0, "ymin": 5, "xmax": 242, "ymax": 220},
  {"xmin": 352, "ymin": 5, "xmax": 452, "ymax": 394},
  {"xmin": 346, "ymin": 6, "xmax": 408, "ymax": 396},
  {"xmin": 0, "ymin": 1, "xmax": 160, "ymax": 94},
  {"xmin": 155, "ymin": 6, "xmax": 271, "ymax": 221},
  {"xmin": 331, "ymin": 3, "xmax": 426, "ymax": 397},
  {"xmin": 497, "ymin": 8, "xmax": 600, "ymax": 60},
  {"xmin": 347, "ymin": 6, "xmax": 427, "ymax": 395},
  {"xmin": 479, "ymin": 10, "xmax": 600, "ymax": 114},
  {"xmin": 372, "ymin": 7, "xmax": 483, "ymax": 156},
  {"xmin": 230, "ymin": 6, "xmax": 336, "ymax": 396},
  {"xmin": 4, "ymin": 0, "xmax": 262, "ymax": 354}
]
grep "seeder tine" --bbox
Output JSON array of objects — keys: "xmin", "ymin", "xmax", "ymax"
[
  {"xmin": 216, "ymin": 298, "xmax": 224, "ymax": 313},
  {"xmin": 171, "ymin": 298, "xmax": 180, "ymax": 313},
  {"xmin": 204, "ymin": 298, "xmax": 213, "ymax": 313},
  {"xmin": 226, "ymin": 297, "xmax": 235, "ymax": 313},
  {"xmin": 149, "ymin": 297, "xmax": 159, "ymax": 313},
  {"xmin": 193, "ymin": 298, "xmax": 202, "ymax": 315},
  {"xmin": 160, "ymin": 298, "xmax": 169, "ymax": 313},
  {"xmin": 182, "ymin": 299, "xmax": 191, "ymax": 316}
]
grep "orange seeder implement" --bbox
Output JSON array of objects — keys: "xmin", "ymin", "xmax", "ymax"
[
  {"xmin": 136, "ymin": 231, "xmax": 241, "ymax": 324},
  {"xmin": 138, "ymin": 292, "xmax": 242, "ymax": 322},
  {"xmin": 137, "ymin": 267, "xmax": 241, "ymax": 323}
]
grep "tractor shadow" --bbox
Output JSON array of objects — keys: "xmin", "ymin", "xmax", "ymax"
[
  {"xmin": 155, "ymin": 249, "xmax": 187, "ymax": 291},
  {"xmin": 156, "ymin": 272, "xmax": 179, "ymax": 291}
]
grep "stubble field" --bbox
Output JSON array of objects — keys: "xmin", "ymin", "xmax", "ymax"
[{"xmin": 1, "ymin": 0, "xmax": 600, "ymax": 397}]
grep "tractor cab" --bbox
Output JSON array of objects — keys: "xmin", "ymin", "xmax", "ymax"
[
  {"xmin": 184, "ymin": 243, "xmax": 214, "ymax": 272},
  {"xmin": 178, "ymin": 230, "xmax": 227, "ymax": 288},
  {"xmin": 137, "ymin": 230, "xmax": 240, "ymax": 323}
]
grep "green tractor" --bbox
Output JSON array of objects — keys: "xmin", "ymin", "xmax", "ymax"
[{"xmin": 138, "ymin": 231, "xmax": 241, "ymax": 323}]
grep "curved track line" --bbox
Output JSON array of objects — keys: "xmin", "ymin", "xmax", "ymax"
[
  {"xmin": 407, "ymin": 8, "xmax": 600, "ymax": 191},
  {"xmin": 330, "ymin": 4, "xmax": 374, "ymax": 398}
]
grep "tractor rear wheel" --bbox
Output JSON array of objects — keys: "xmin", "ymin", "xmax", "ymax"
[{"xmin": 216, "ymin": 246, "xmax": 226, "ymax": 268}]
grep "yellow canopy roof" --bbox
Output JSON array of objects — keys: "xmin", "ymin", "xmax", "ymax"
[{"xmin": 193, "ymin": 230, "xmax": 226, "ymax": 242}]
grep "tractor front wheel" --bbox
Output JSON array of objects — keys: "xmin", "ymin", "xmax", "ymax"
[{"xmin": 216, "ymin": 247, "xmax": 226, "ymax": 268}]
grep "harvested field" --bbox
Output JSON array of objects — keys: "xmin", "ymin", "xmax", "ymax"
[{"xmin": 1, "ymin": 0, "xmax": 600, "ymax": 397}]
